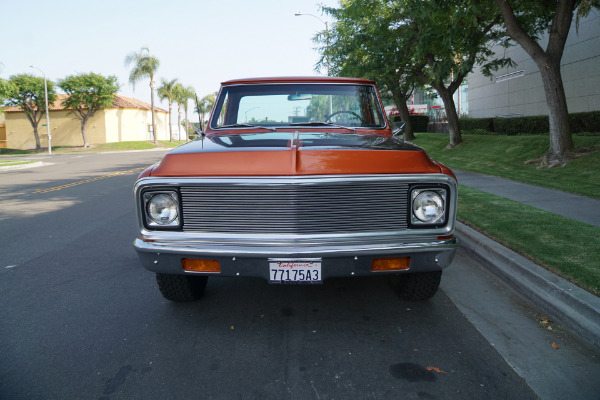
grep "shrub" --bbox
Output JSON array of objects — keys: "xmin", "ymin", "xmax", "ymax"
[
  {"xmin": 569, "ymin": 111, "xmax": 600, "ymax": 134},
  {"xmin": 494, "ymin": 115, "xmax": 549, "ymax": 135},
  {"xmin": 410, "ymin": 115, "xmax": 430, "ymax": 132},
  {"xmin": 459, "ymin": 117, "xmax": 494, "ymax": 132},
  {"xmin": 391, "ymin": 115, "xmax": 430, "ymax": 132}
]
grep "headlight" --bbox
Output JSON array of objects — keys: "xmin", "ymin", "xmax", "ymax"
[
  {"xmin": 412, "ymin": 189, "xmax": 446, "ymax": 225},
  {"xmin": 144, "ymin": 191, "xmax": 180, "ymax": 228}
]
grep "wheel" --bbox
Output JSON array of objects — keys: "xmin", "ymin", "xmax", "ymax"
[
  {"xmin": 156, "ymin": 274, "xmax": 208, "ymax": 302},
  {"xmin": 390, "ymin": 271, "xmax": 442, "ymax": 301}
]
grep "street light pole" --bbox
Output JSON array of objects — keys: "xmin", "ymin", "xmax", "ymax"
[
  {"xmin": 294, "ymin": 12, "xmax": 330, "ymax": 76},
  {"xmin": 30, "ymin": 65, "xmax": 51, "ymax": 155}
]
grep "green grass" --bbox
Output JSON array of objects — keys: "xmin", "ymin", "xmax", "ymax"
[
  {"xmin": 0, "ymin": 160, "xmax": 37, "ymax": 167},
  {"xmin": 413, "ymin": 133, "xmax": 600, "ymax": 198},
  {"xmin": 0, "ymin": 140, "xmax": 187, "ymax": 155},
  {"xmin": 458, "ymin": 185, "xmax": 600, "ymax": 295},
  {"xmin": 412, "ymin": 132, "xmax": 600, "ymax": 295},
  {"xmin": 0, "ymin": 148, "xmax": 30, "ymax": 155}
]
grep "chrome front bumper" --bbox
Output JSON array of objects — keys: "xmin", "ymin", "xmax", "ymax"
[{"xmin": 133, "ymin": 236, "xmax": 459, "ymax": 280}]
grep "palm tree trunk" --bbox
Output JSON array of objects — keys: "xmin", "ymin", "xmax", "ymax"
[
  {"xmin": 184, "ymin": 109, "xmax": 190, "ymax": 142},
  {"xmin": 168, "ymin": 101, "xmax": 173, "ymax": 142},
  {"xmin": 177, "ymin": 104, "xmax": 182, "ymax": 141},
  {"xmin": 150, "ymin": 79, "xmax": 157, "ymax": 144}
]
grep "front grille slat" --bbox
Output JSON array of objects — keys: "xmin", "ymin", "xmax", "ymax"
[{"xmin": 180, "ymin": 181, "xmax": 409, "ymax": 234}]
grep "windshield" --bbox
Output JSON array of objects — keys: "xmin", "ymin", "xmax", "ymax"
[{"xmin": 210, "ymin": 83, "xmax": 386, "ymax": 130}]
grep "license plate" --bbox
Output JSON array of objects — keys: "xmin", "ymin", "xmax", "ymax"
[{"xmin": 269, "ymin": 259, "xmax": 322, "ymax": 284}]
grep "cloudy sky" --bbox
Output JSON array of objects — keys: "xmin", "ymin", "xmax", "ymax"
[{"xmin": 2, "ymin": 0, "xmax": 339, "ymax": 117}]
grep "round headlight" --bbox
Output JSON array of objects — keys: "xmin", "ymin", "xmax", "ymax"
[
  {"xmin": 413, "ymin": 191, "xmax": 445, "ymax": 223},
  {"xmin": 147, "ymin": 193, "xmax": 178, "ymax": 225}
]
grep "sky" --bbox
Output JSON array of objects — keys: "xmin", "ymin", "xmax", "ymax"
[{"xmin": 1, "ymin": 0, "xmax": 340, "ymax": 119}]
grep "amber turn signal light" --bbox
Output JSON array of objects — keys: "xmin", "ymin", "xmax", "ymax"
[
  {"xmin": 182, "ymin": 259, "xmax": 221, "ymax": 273},
  {"xmin": 371, "ymin": 257, "xmax": 411, "ymax": 271}
]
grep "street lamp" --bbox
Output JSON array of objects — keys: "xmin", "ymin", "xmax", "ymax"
[
  {"xmin": 245, "ymin": 107, "xmax": 260, "ymax": 122},
  {"xmin": 30, "ymin": 65, "xmax": 51, "ymax": 155},
  {"xmin": 294, "ymin": 12, "xmax": 330, "ymax": 76}
]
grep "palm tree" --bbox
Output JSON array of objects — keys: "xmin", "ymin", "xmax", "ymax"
[
  {"xmin": 174, "ymin": 84, "xmax": 195, "ymax": 141},
  {"xmin": 196, "ymin": 92, "xmax": 217, "ymax": 131},
  {"xmin": 157, "ymin": 78, "xmax": 178, "ymax": 142},
  {"xmin": 124, "ymin": 47, "xmax": 160, "ymax": 143}
]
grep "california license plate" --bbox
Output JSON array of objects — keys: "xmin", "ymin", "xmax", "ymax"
[{"xmin": 269, "ymin": 259, "xmax": 322, "ymax": 284}]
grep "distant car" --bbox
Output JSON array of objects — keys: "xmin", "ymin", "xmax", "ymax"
[{"xmin": 133, "ymin": 76, "xmax": 459, "ymax": 302}]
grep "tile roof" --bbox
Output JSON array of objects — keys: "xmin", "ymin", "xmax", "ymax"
[{"xmin": 3, "ymin": 94, "xmax": 167, "ymax": 113}]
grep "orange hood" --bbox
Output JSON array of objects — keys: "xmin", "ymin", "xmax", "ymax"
[{"xmin": 148, "ymin": 132, "xmax": 442, "ymax": 177}]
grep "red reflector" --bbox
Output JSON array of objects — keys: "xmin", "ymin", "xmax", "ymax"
[
  {"xmin": 437, "ymin": 235, "xmax": 454, "ymax": 240},
  {"xmin": 182, "ymin": 259, "xmax": 221, "ymax": 273},
  {"xmin": 371, "ymin": 257, "xmax": 411, "ymax": 271}
]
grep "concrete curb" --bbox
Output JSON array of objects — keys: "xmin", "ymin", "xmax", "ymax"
[{"xmin": 456, "ymin": 221, "xmax": 600, "ymax": 352}]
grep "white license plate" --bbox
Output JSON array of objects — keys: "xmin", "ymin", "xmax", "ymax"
[{"xmin": 269, "ymin": 259, "xmax": 322, "ymax": 284}]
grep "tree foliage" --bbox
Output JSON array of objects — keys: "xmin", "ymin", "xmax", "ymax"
[
  {"xmin": 196, "ymin": 92, "xmax": 217, "ymax": 130},
  {"xmin": 58, "ymin": 73, "xmax": 119, "ymax": 147},
  {"xmin": 0, "ymin": 79, "xmax": 16, "ymax": 113},
  {"xmin": 320, "ymin": 0, "xmax": 424, "ymax": 140},
  {"xmin": 5, "ymin": 74, "xmax": 57, "ymax": 149},
  {"xmin": 125, "ymin": 47, "xmax": 160, "ymax": 143},
  {"xmin": 317, "ymin": 0, "xmax": 512, "ymax": 147}
]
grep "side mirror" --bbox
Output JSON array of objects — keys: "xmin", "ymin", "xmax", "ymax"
[{"xmin": 392, "ymin": 121, "xmax": 406, "ymax": 137}]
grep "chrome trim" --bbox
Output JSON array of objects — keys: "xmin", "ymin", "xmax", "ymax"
[
  {"xmin": 134, "ymin": 236, "xmax": 459, "ymax": 257},
  {"xmin": 134, "ymin": 174, "xmax": 458, "ymax": 244},
  {"xmin": 209, "ymin": 82, "xmax": 388, "ymax": 131},
  {"xmin": 133, "ymin": 236, "xmax": 459, "ymax": 277}
]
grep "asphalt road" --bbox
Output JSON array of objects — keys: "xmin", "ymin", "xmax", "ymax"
[{"xmin": 0, "ymin": 150, "xmax": 597, "ymax": 399}]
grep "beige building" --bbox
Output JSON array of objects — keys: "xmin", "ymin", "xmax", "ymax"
[
  {"xmin": 468, "ymin": 12, "xmax": 600, "ymax": 118},
  {"xmin": 2, "ymin": 94, "xmax": 169, "ymax": 149}
]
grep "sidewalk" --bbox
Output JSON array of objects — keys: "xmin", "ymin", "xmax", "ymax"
[
  {"xmin": 454, "ymin": 170, "xmax": 600, "ymax": 228},
  {"xmin": 453, "ymin": 169, "xmax": 600, "ymax": 352}
]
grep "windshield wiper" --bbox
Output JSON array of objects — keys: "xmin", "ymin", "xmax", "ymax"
[
  {"xmin": 289, "ymin": 121, "xmax": 356, "ymax": 133},
  {"xmin": 219, "ymin": 123, "xmax": 277, "ymax": 132}
]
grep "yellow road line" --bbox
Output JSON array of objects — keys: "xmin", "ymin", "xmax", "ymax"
[{"xmin": 34, "ymin": 166, "xmax": 147, "ymax": 194}]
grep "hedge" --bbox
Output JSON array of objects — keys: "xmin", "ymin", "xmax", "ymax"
[
  {"xmin": 459, "ymin": 111, "xmax": 600, "ymax": 135},
  {"xmin": 391, "ymin": 115, "xmax": 430, "ymax": 132}
]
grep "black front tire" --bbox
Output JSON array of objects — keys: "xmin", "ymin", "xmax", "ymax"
[
  {"xmin": 390, "ymin": 271, "xmax": 442, "ymax": 301},
  {"xmin": 156, "ymin": 274, "xmax": 208, "ymax": 302}
]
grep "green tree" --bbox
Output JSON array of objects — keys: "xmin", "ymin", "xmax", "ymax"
[
  {"xmin": 320, "ymin": 0, "xmax": 425, "ymax": 140},
  {"xmin": 0, "ymin": 62, "xmax": 16, "ymax": 113},
  {"xmin": 58, "ymin": 73, "xmax": 120, "ymax": 147},
  {"xmin": 5, "ymin": 74, "xmax": 57, "ymax": 149},
  {"xmin": 403, "ymin": 0, "xmax": 510, "ymax": 147},
  {"xmin": 124, "ymin": 47, "xmax": 160, "ymax": 143},
  {"xmin": 493, "ymin": 0, "xmax": 600, "ymax": 166},
  {"xmin": 173, "ymin": 83, "xmax": 195, "ymax": 141},
  {"xmin": 0, "ymin": 79, "xmax": 16, "ymax": 113},
  {"xmin": 318, "ymin": 0, "xmax": 511, "ymax": 148},
  {"xmin": 157, "ymin": 78, "xmax": 178, "ymax": 142}
]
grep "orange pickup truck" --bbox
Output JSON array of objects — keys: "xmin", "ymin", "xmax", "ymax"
[{"xmin": 133, "ymin": 77, "xmax": 458, "ymax": 302}]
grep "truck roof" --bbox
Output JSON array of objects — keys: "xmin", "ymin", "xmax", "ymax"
[{"xmin": 221, "ymin": 76, "xmax": 377, "ymax": 85}]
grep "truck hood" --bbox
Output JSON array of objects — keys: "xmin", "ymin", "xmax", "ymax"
[{"xmin": 150, "ymin": 131, "xmax": 442, "ymax": 176}]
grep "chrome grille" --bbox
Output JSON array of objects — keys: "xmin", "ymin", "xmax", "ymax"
[{"xmin": 180, "ymin": 181, "xmax": 409, "ymax": 234}]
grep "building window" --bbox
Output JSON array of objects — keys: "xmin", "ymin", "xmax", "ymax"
[{"xmin": 147, "ymin": 124, "xmax": 154, "ymax": 141}]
